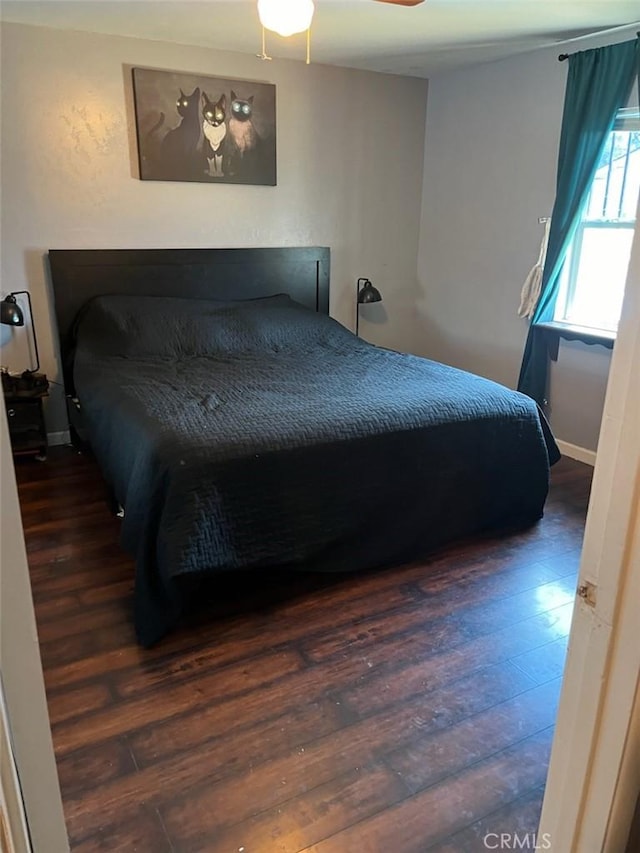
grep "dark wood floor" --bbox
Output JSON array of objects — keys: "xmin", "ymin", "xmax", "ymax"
[{"xmin": 16, "ymin": 449, "xmax": 591, "ymax": 853}]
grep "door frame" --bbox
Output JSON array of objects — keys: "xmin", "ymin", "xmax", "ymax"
[
  {"xmin": 0, "ymin": 407, "xmax": 69, "ymax": 853},
  {"xmin": 538, "ymin": 200, "xmax": 640, "ymax": 850}
]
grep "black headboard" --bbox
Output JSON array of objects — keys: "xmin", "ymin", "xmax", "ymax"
[{"xmin": 49, "ymin": 246, "xmax": 330, "ymax": 394}]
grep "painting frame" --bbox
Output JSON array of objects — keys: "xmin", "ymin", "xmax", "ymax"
[{"xmin": 131, "ymin": 67, "xmax": 277, "ymax": 186}]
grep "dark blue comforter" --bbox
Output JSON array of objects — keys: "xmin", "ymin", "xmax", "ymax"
[{"xmin": 73, "ymin": 294, "xmax": 558, "ymax": 645}]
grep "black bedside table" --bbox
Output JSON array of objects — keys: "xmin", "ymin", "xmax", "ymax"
[{"xmin": 3, "ymin": 376, "xmax": 49, "ymax": 460}]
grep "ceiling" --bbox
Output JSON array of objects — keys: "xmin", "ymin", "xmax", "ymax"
[{"xmin": 2, "ymin": 0, "xmax": 639, "ymax": 77}]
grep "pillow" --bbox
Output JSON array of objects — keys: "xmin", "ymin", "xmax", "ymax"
[{"xmin": 73, "ymin": 293, "xmax": 334, "ymax": 359}]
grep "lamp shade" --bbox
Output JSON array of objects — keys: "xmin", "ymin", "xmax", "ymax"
[
  {"xmin": 1, "ymin": 291, "xmax": 40, "ymax": 373},
  {"xmin": 1, "ymin": 295, "xmax": 24, "ymax": 326},
  {"xmin": 258, "ymin": 0, "xmax": 315, "ymax": 36},
  {"xmin": 357, "ymin": 280, "xmax": 383, "ymax": 304}
]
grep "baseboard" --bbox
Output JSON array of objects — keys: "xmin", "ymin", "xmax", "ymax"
[
  {"xmin": 556, "ymin": 439, "xmax": 597, "ymax": 467},
  {"xmin": 47, "ymin": 430, "xmax": 71, "ymax": 447}
]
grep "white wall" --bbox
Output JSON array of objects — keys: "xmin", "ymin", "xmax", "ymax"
[
  {"xmin": 417, "ymin": 26, "xmax": 639, "ymax": 452},
  {"xmin": 0, "ymin": 22, "xmax": 428, "ymax": 433}
]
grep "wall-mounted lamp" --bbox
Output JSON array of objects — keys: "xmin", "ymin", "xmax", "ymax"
[
  {"xmin": 356, "ymin": 277, "xmax": 383, "ymax": 337},
  {"xmin": 1, "ymin": 291, "xmax": 40, "ymax": 373}
]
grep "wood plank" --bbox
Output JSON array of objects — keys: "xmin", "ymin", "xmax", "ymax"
[
  {"xmin": 426, "ymin": 785, "xmax": 547, "ymax": 853},
  {"xmin": 64, "ymin": 661, "xmax": 538, "ymax": 843},
  {"xmin": 14, "ymin": 450, "xmax": 593, "ymax": 852},
  {"xmin": 47, "ymin": 683, "xmax": 114, "ymax": 727},
  {"xmin": 385, "ymin": 678, "xmax": 561, "ymax": 793},
  {"xmin": 336, "ymin": 602, "xmax": 573, "ymax": 719},
  {"xmin": 70, "ymin": 806, "xmax": 172, "ymax": 853},
  {"xmin": 510, "ymin": 636, "xmax": 570, "ymax": 685},
  {"xmin": 51, "ymin": 647, "xmax": 304, "ymax": 755},
  {"xmin": 303, "ymin": 566, "xmax": 575, "ymax": 664},
  {"xmin": 187, "ymin": 764, "xmax": 404, "ymax": 853},
  {"xmin": 208, "ymin": 681, "xmax": 557, "ymax": 853},
  {"xmin": 56, "ymin": 740, "xmax": 137, "ymax": 799},
  {"xmin": 298, "ymin": 728, "xmax": 554, "ymax": 853},
  {"xmin": 157, "ymin": 664, "xmax": 541, "ymax": 849}
]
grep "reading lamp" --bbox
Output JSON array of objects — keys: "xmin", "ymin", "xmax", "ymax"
[
  {"xmin": 356, "ymin": 277, "xmax": 383, "ymax": 337},
  {"xmin": 1, "ymin": 291, "xmax": 40, "ymax": 373}
]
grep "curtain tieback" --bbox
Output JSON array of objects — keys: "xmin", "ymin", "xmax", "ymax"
[{"xmin": 518, "ymin": 217, "xmax": 552, "ymax": 320}]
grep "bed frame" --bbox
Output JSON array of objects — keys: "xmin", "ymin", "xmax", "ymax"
[{"xmin": 49, "ymin": 246, "xmax": 330, "ymax": 396}]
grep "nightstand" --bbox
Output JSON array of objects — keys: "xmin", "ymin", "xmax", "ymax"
[{"xmin": 3, "ymin": 377, "xmax": 49, "ymax": 459}]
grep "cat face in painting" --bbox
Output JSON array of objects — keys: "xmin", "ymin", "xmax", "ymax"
[
  {"xmin": 202, "ymin": 92, "xmax": 226, "ymax": 127},
  {"xmin": 176, "ymin": 88, "xmax": 199, "ymax": 117},
  {"xmin": 230, "ymin": 90, "xmax": 254, "ymax": 122}
]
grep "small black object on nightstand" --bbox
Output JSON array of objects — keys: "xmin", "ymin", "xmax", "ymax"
[
  {"xmin": 1, "ymin": 289, "xmax": 49, "ymax": 459},
  {"xmin": 3, "ymin": 371, "xmax": 49, "ymax": 460}
]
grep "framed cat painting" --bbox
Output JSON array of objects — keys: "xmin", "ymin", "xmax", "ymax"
[{"xmin": 132, "ymin": 67, "xmax": 277, "ymax": 186}]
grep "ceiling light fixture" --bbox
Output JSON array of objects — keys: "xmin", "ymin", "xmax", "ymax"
[
  {"xmin": 257, "ymin": 0, "xmax": 315, "ymax": 64},
  {"xmin": 258, "ymin": 0, "xmax": 315, "ymax": 37}
]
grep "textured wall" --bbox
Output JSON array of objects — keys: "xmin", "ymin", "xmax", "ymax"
[
  {"xmin": 416, "ymin": 28, "xmax": 638, "ymax": 452},
  {"xmin": 0, "ymin": 22, "xmax": 428, "ymax": 433}
]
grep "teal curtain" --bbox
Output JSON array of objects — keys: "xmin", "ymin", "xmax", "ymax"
[{"xmin": 517, "ymin": 37, "xmax": 640, "ymax": 405}]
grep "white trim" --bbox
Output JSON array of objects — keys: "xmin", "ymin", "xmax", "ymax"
[
  {"xmin": 0, "ymin": 677, "xmax": 31, "ymax": 853},
  {"xmin": 46, "ymin": 431, "xmax": 70, "ymax": 447},
  {"xmin": 1, "ymin": 408, "xmax": 70, "ymax": 853},
  {"xmin": 556, "ymin": 439, "xmax": 597, "ymax": 467},
  {"xmin": 605, "ymin": 682, "xmax": 640, "ymax": 852},
  {"xmin": 538, "ymin": 190, "xmax": 640, "ymax": 850}
]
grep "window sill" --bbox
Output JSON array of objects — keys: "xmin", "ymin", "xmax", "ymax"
[{"xmin": 533, "ymin": 321, "xmax": 615, "ymax": 361}]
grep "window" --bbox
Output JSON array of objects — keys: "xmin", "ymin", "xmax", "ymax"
[{"xmin": 554, "ymin": 108, "xmax": 640, "ymax": 334}]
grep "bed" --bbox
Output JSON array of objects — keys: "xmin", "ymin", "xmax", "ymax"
[{"xmin": 49, "ymin": 247, "xmax": 559, "ymax": 646}]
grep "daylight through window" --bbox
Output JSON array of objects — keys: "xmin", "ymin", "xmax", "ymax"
[{"xmin": 554, "ymin": 107, "xmax": 640, "ymax": 333}]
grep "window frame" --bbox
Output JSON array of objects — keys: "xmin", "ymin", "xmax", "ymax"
[{"xmin": 553, "ymin": 106, "xmax": 640, "ymax": 338}]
